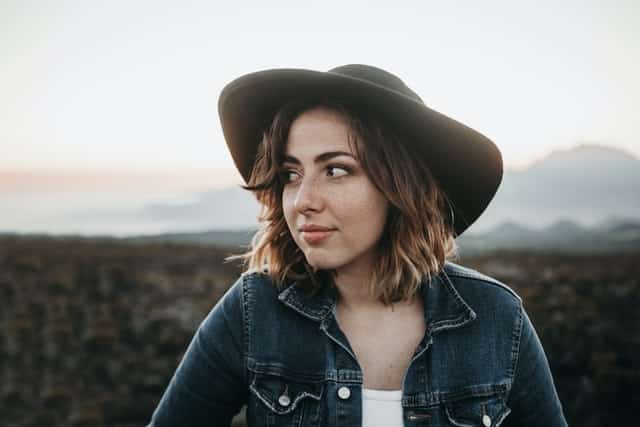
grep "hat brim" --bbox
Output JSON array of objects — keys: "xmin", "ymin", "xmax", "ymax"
[{"xmin": 218, "ymin": 68, "xmax": 502, "ymax": 236}]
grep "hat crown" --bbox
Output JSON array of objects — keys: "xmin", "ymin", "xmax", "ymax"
[{"xmin": 328, "ymin": 64, "xmax": 424, "ymax": 104}]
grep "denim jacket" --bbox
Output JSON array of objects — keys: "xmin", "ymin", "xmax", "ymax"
[{"xmin": 149, "ymin": 262, "xmax": 568, "ymax": 426}]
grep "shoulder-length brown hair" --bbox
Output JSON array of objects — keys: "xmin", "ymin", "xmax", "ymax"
[{"xmin": 227, "ymin": 98, "xmax": 458, "ymax": 305}]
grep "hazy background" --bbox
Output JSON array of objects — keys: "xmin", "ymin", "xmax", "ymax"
[{"xmin": 2, "ymin": 0, "xmax": 639, "ymax": 237}]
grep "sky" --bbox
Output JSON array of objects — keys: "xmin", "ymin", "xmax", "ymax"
[{"xmin": 2, "ymin": 0, "xmax": 638, "ymax": 182}]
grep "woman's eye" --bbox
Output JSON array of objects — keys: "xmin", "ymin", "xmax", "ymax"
[
  {"xmin": 280, "ymin": 166, "xmax": 349, "ymax": 183},
  {"xmin": 280, "ymin": 170, "xmax": 300, "ymax": 183},
  {"xmin": 327, "ymin": 165, "xmax": 350, "ymax": 178}
]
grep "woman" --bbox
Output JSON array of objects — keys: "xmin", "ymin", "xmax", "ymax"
[{"xmin": 149, "ymin": 65, "xmax": 568, "ymax": 426}]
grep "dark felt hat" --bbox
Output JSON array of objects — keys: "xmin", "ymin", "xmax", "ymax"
[{"xmin": 218, "ymin": 64, "xmax": 502, "ymax": 236}]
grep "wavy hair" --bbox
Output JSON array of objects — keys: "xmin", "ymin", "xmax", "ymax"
[{"xmin": 226, "ymin": 98, "xmax": 458, "ymax": 304}]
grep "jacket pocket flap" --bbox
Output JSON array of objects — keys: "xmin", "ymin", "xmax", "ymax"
[
  {"xmin": 444, "ymin": 392, "xmax": 511, "ymax": 427},
  {"xmin": 250, "ymin": 373, "xmax": 324, "ymax": 415}
]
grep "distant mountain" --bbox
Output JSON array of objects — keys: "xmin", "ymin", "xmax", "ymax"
[
  {"xmin": 140, "ymin": 186, "xmax": 261, "ymax": 230},
  {"xmin": 457, "ymin": 218, "xmax": 640, "ymax": 255},
  {"xmin": 472, "ymin": 144, "xmax": 640, "ymax": 231},
  {"xmin": 123, "ymin": 228, "xmax": 255, "ymax": 248}
]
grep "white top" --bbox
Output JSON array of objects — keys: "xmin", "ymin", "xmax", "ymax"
[{"xmin": 362, "ymin": 388, "xmax": 403, "ymax": 427}]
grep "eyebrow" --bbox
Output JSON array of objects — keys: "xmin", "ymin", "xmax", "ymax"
[{"xmin": 282, "ymin": 151, "xmax": 356, "ymax": 165}]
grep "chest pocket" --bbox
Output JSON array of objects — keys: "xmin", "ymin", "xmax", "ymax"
[
  {"xmin": 249, "ymin": 372, "xmax": 324, "ymax": 427},
  {"xmin": 443, "ymin": 391, "xmax": 511, "ymax": 427}
]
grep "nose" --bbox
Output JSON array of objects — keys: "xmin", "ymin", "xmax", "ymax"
[{"xmin": 293, "ymin": 176, "xmax": 323, "ymax": 214}]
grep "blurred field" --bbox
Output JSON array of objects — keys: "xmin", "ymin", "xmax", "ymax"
[{"xmin": 0, "ymin": 236, "xmax": 637, "ymax": 426}]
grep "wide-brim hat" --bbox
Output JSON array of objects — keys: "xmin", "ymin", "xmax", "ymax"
[{"xmin": 218, "ymin": 64, "xmax": 502, "ymax": 237}]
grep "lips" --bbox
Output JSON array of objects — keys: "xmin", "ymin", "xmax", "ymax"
[
  {"xmin": 299, "ymin": 224, "xmax": 335, "ymax": 244},
  {"xmin": 301, "ymin": 230, "xmax": 334, "ymax": 244},
  {"xmin": 299, "ymin": 224, "xmax": 334, "ymax": 232}
]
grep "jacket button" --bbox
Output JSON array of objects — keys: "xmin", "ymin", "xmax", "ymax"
[
  {"xmin": 482, "ymin": 414, "xmax": 492, "ymax": 427},
  {"xmin": 278, "ymin": 394, "xmax": 291, "ymax": 407},
  {"xmin": 337, "ymin": 386, "xmax": 351, "ymax": 400}
]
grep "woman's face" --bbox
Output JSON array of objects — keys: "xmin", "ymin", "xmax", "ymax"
[{"xmin": 282, "ymin": 107, "xmax": 389, "ymax": 276}]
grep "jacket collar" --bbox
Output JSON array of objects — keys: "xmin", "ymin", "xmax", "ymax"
[{"xmin": 277, "ymin": 262, "xmax": 477, "ymax": 335}]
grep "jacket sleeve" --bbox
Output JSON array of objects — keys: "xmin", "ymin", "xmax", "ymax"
[
  {"xmin": 149, "ymin": 276, "xmax": 247, "ymax": 426},
  {"xmin": 503, "ymin": 303, "xmax": 568, "ymax": 427}
]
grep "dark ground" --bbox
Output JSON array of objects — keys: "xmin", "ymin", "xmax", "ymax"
[{"xmin": 0, "ymin": 236, "xmax": 637, "ymax": 426}]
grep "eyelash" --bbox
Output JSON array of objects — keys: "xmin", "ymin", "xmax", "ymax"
[{"xmin": 280, "ymin": 164, "xmax": 352, "ymax": 183}]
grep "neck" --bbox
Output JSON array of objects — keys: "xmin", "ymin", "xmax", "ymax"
[
  {"xmin": 332, "ymin": 266, "xmax": 422, "ymax": 315},
  {"xmin": 331, "ymin": 255, "xmax": 382, "ymax": 311},
  {"xmin": 333, "ymin": 273, "xmax": 423, "ymax": 329},
  {"xmin": 333, "ymin": 274, "xmax": 381, "ymax": 311}
]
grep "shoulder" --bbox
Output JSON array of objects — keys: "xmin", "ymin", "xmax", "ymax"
[
  {"xmin": 212, "ymin": 269, "xmax": 274, "ymax": 311},
  {"xmin": 236, "ymin": 268, "xmax": 283, "ymax": 302},
  {"xmin": 240, "ymin": 268, "xmax": 279, "ymax": 289},
  {"xmin": 443, "ymin": 261, "xmax": 523, "ymax": 305},
  {"xmin": 209, "ymin": 270, "xmax": 280, "ymax": 330}
]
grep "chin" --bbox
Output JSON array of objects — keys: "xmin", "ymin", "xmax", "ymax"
[
  {"xmin": 302, "ymin": 251, "xmax": 332, "ymax": 268},
  {"xmin": 304, "ymin": 254, "xmax": 346, "ymax": 272},
  {"xmin": 305, "ymin": 258, "xmax": 331, "ymax": 271}
]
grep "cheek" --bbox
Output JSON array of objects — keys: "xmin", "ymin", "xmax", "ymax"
[{"xmin": 334, "ymin": 188, "xmax": 388, "ymax": 231}]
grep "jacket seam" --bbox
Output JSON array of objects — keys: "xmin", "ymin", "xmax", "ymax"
[
  {"xmin": 438, "ymin": 270, "xmax": 478, "ymax": 315},
  {"xmin": 241, "ymin": 274, "xmax": 250, "ymax": 390},
  {"xmin": 506, "ymin": 300, "xmax": 524, "ymax": 402},
  {"xmin": 445, "ymin": 271, "xmax": 522, "ymax": 303}
]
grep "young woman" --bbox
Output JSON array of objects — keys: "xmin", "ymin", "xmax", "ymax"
[{"xmin": 149, "ymin": 65, "xmax": 568, "ymax": 426}]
